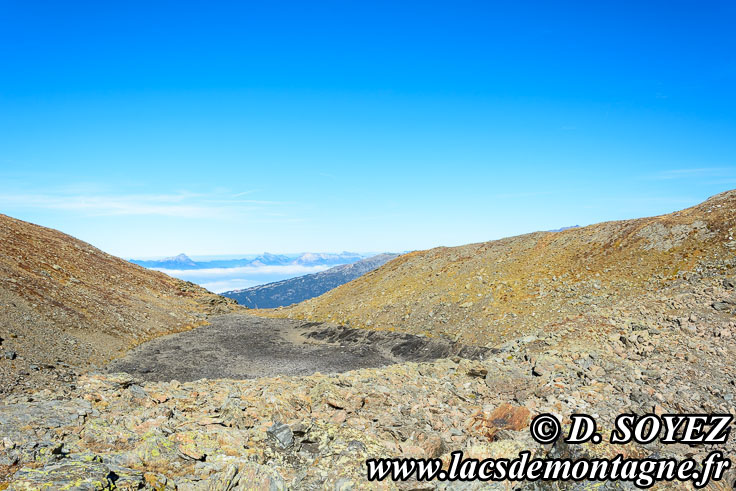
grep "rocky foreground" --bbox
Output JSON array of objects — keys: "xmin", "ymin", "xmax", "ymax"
[{"xmin": 2, "ymin": 269, "xmax": 736, "ymax": 489}]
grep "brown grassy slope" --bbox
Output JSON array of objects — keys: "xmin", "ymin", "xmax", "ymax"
[
  {"xmin": 263, "ymin": 190, "xmax": 736, "ymax": 346},
  {"xmin": 0, "ymin": 214, "xmax": 237, "ymax": 384}
]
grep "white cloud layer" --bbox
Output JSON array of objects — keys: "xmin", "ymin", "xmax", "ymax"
[
  {"xmin": 155, "ymin": 264, "xmax": 330, "ymax": 278},
  {"xmin": 155, "ymin": 264, "xmax": 332, "ymax": 293},
  {"xmin": 199, "ymin": 279, "xmax": 261, "ymax": 293}
]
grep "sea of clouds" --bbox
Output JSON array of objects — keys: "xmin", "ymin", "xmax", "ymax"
[{"xmin": 153, "ymin": 264, "xmax": 333, "ymax": 293}]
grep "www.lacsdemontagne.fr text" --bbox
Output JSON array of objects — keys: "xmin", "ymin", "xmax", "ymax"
[{"xmin": 366, "ymin": 450, "xmax": 731, "ymax": 488}]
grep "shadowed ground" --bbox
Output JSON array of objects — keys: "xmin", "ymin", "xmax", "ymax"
[{"xmin": 105, "ymin": 313, "xmax": 490, "ymax": 382}]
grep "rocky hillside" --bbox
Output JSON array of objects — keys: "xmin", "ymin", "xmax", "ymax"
[
  {"xmin": 0, "ymin": 214, "xmax": 238, "ymax": 396},
  {"xmin": 2, "ymin": 194, "xmax": 736, "ymax": 488},
  {"xmin": 266, "ymin": 190, "xmax": 736, "ymax": 347},
  {"xmin": 222, "ymin": 253, "xmax": 399, "ymax": 308},
  {"xmin": 3, "ymin": 270, "xmax": 736, "ymax": 489}
]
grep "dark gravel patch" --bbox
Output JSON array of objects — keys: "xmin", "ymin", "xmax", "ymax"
[{"xmin": 105, "ymin": 314, "xmax": 492, "ymax": 382}]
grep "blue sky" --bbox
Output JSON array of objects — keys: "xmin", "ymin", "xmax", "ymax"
[{"xmin": 1, "ymin": 1, "xmax": 735, "ymax": 258}]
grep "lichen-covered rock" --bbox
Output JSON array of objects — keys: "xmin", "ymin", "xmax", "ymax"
[
  {"xmin": 6, "ymin": 459, "xmax": 143, "ymax": 490},
  {"xmin": 205, "ymin": 462, "xmax": 286, "ymax": 490}
]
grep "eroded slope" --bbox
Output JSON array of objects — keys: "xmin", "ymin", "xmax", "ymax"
[
  {"xmin": 265, "ymin": 190, "xmax": 736, "ymax": 347},
  {"xmin": 0, "ymin": 214, "xmax": 238, "ymax": 395}
]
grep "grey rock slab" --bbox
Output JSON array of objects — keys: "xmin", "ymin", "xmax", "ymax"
[
  {"xmin": 267, "ymin": 422, "xmax": 294, "ymax": 449},
  {"xmin": 0, "ymin": 399, "xmax": 91, "ymax": 440},
  {"xmin": 713, "ymin": 301, "xmax": 734, "ymax": 312}
]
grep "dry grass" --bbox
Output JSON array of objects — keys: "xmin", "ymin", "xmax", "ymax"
[{"xmin": 261, "ymin": 190, "xmax": 736, "ymax": 346}]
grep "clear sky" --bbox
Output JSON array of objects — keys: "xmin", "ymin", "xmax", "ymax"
[{"xmin": 1, "ymin": 1, "xmax": 735, "ymax": 258}]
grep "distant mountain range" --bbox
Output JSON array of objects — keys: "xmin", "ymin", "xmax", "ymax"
[
  {"xmin": 129, "ymin": 252, "xmax": 367, "ymax": 270},
  {"xmin": 221, "ymin": 253, "xmax": 400, "ymax": 308},
  {"xmin": 548, "ymin": 225, "xmax": 580, "ymax": 232}
]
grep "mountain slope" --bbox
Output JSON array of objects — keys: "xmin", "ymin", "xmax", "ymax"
[
  {"xmin": 222, "ymin": 253, "xmax": 399, "ymax": 308},
  {"xmin": 0, "ymin": 214, "xmax": 237, "ymax": 395},
  {"xmin": 4, "ymin": 197, "xmax": 736, "ymax": 488},
  {"xmin": 265, "ymin": 190, "xmax": 736, "ymax": 346}
]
